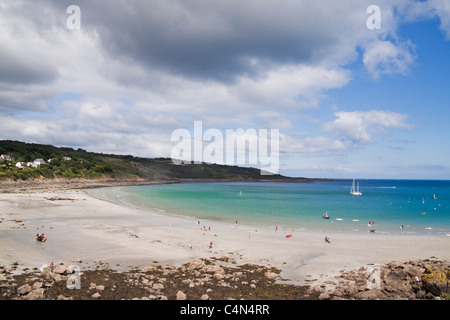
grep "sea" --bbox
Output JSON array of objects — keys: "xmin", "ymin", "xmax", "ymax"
[{"xmin": 87, "ymin": 179, "xmax": 450, "ymax": 236}]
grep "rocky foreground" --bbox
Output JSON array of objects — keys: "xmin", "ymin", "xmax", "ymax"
[{"xmin": 0, "ymin": 257, "xmax": 449, "ymax": 300}]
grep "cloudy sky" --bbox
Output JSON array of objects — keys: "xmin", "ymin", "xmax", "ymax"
[{"xmin": 1, "ymin": 0, "xmax": 450, "ymax": 179}]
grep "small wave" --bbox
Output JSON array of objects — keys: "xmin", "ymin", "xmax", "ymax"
[{"xmin": 118, "ymin": 199, "xmax": 136, "ymax": 207}]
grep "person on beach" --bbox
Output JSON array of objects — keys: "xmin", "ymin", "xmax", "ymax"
[
  {"xmin": 209, "ymin": 241, "xmax": 213, "ymax": 251},
  {"xmin": 324, "ymin": 236, "xmax": 331, "ymax": 243}
]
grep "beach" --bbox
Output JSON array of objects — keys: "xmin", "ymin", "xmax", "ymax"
[{"xmin": 1, "ymin": 181, "xmax": 449, "ymax": 294}]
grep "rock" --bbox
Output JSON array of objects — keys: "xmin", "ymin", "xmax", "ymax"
[
  {"xmin": 91, "ymin": 292, "xmax": 101, "ymax": 299},
  {"xmin": 318, "ymin": 292, "xmax": 330, "ymax": 300},
  {"xmin": 205, "ymin": 264, "xmax": 224, "ymax": 274},
  {"xmin": 200, "ymin": 294, "xmax": 209, "ymax": 300},
  {"xmin": 152, "ymin": 283, "xmax": 164, "ymax": 291},
  {"xmin": 17, "ymin": 284, "xmax": 32, "ymax": 295},
  {"xmin": 332, "ymin": 289, "xmax": 344, "ymax": 298},
  {"xmin": 265, "ymin": 271, "xmax": 278, "ymax": 281},
  {"xmin": 53, "ymin": 264, "xmax": 68, "ymax": 274},
  {"xmin": 52, "ymin": 274, "xmax": 66, "ymax": 282},
  {"xmin": 383, "ymin": 269, "xmax": 410, "ymax": 291},
  {"xmin": 403, "ymin": 265, "xmax": 425, "ymax": 278},
  {"xmin": 187, "ymin": 259, "xmax": 206, "ymax": 271},
  {"xmin": 355, "ymin": 289, "xmax": 386, "ymax": 300},
  {"xmin": 345, "ymin": 285, "xmax": 359, "ymax": 296},
  {"xmin": 24, "ymin": 288, "xmax": 45, "ymax": 300},
  {"xmin": 214, "ymin": 273, "xmax": 224, "ymax": 280},
  {"xmin": 422, "ymin": 267, "xmax": 450, "ymax": 296},
  {"xmin": 388, "ymin": 261, "xmax": 404, "ymax": 269},
  {"xmin": 41, "ymin": 268, "xmax": 54, "ymax": 280},
  {"xmin": 176, "ymin": 290, "xmax": 187, "ymax": 300},
  {"xmin": 32, "ymin": 282, "xmax": 43, "ymax": 290}
]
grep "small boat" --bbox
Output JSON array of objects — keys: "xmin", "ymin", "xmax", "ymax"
[
  {"xmin": 323, "ymin": 212, "xmax": 330, "ymax": 219},
  {"xmin": 420, "ymin": 212, "xmax": 426, "ymax": 215},
  {"xmin": 350, "ymin": 179, "xmax": 362, "ymax": 196}
]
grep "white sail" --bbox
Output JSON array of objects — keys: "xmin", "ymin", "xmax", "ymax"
[{"xmin": 350, "ymin": 179, "xmax": 362, "ymax": 196}]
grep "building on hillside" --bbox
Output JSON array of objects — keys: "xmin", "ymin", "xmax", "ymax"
[
  {"xmin": 15, "ymin": 162, "xmax": 27, "ymax": 169},
  {"xmin": 31, "ymin": 158, "xmax": 46, "ymax": 168},
  {"xmin": 1, "ymin": 154, "xmax": 13, "ymax": 161}
]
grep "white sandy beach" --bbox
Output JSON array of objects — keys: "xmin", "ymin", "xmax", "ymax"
[{"xmin": 1, "ymin": 188, "xmax": 449, "ymax": 286}]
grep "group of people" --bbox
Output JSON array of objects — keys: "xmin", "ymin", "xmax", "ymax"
[
  {"xmin": 35, "ymin": 233, "xmax": 46, "ymax": 242},
  {"xmin": 368, "ymin": 219, "xmax": 376, "ymax": 233}
]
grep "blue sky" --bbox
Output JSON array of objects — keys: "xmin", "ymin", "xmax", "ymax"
[
  {"xmin": 1, "ymin": 0, "xmax": 450, "ymax": 179},
  {"xmin": 286, "ymin": 15, "xmax": 450, "ymax": 179}
]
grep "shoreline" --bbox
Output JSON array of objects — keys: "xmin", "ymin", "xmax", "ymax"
[
  {"xmin": 85, "ymin": 179, "xmax": 450, "ymax": 238},
  {"xmin": 0, "ymin": 176, "xmax": 336, "ymax": 194},
  {"xmin": 1, "ymin": 180, "xmax": 449, "ymax": 300},
  {"xmin": 88, "ymin": 185, "xmax": 450, "ymax": 238}
]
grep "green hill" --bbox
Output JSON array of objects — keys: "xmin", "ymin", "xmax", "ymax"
[{"xmin": 0, "ymin": 140, "xmax": 304, "ymax": 182}]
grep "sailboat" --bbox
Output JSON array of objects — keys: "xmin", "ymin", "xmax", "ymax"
[{"xmin": 350, "ymin": 179, "xmax": 362, "ymax": 196}]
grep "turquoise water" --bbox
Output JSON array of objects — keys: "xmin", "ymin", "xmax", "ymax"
[{"xmin": 88, "ymin": 180, "xmax": 450, "ymax": 236}]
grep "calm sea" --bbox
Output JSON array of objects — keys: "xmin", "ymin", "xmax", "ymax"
[{"xmin": 87, "ymin": 180, "xmax": 450, "ymax": 236}]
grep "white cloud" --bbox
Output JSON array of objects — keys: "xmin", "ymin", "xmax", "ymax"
[
  {"xmin": 234, "ymin": 65, "xmax": 352, "ymax": 109},
  {"xmin": 322, "ymin": 110, "xmax": 413, "ymax": 144},
  {"xmin": 428, "ymin": 0, "xmax": 450, "ymax": 39},
  {"xmin": 362, "ymin": 39, "xmax": 416, "ymax": 79},
  {"xmin": 0, "ymin": 0, "xmax": 433, "ymax": 168},
  {"xmin": 280, "ymin": 134, "xmax": 353, "ymax": 155}
]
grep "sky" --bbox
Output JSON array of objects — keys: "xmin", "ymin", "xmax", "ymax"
[{"xmin": 1, "ymin": 0, "xmax": 450, "ymax": 179}]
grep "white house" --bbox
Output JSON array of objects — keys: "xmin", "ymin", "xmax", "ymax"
[
  {"xmin": 63, "ymin": 156, "xmax": 72, "ymax": 161},
  {"xmin": 15, "ymin": 162, "xmax": 27, "ymax": 169},
  {"xmin": 1, "ymin": 154, "xmax": 13, "ymax": 161},
  {"xmin": 31, "ymin": 158, "xmax": 46, "ymax": 168}
]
